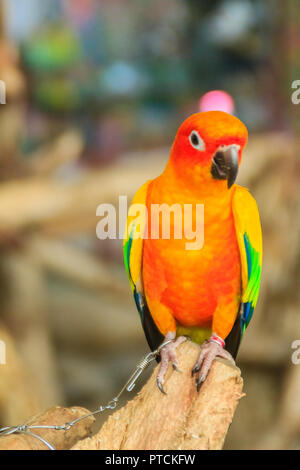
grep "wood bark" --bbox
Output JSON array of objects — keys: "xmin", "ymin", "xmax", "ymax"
[
  {"xmin": 0, "ymin": 342, "xmax": 243, "ymax": 450},
  {"xmin": 72, "ymin": 341, "xmax": 244, "ymax": 450},
  {"xmin": 0, "ymin": 406, "xmax": 95, "ymax": 450}
]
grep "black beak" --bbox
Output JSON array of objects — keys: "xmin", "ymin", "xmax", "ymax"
[{"xmin": 211, "ymin": 146, "xmax": 239, "ymax": 189}]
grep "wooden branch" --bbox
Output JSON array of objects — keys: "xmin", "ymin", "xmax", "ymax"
[
  {"xmin": 72, "ymin": 341, "xmax": 244, "ymax": 450},
  {"xmin": 0, "ymin": 406, "xmax": 95, "ymax": 450},
  {"xmin": 28, "ymin": 129, "xmax": 83, "ymax": 176},
  {"xmin": 0, "ymin": 323, "xmax": 43, "ymax": 425},
  {"xmin": 26, "ymin": 235, "xmax": 128, "ymax": 295},
  {"xmin": 0, "ymin": 342, "xmax": 243, "ymax": 450},
  {"xmin": 1, "ymin": 251, "xmax": 64, "ymax": 409}
]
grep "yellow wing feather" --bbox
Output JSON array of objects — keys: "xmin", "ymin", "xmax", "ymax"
[{"xmin": 123, "ymin": 181, "xmax": 151, "ymax": 289}]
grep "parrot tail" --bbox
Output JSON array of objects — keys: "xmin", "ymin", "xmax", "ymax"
[{"xmin": 224, "ymin": 309, "xmax": 242, "ymax": 359}]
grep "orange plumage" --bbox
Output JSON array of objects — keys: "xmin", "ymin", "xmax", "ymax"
[
  {"xmin": 143, "ymin": 112, "xmax": 248, "ymax": 342},
  {"xmin": 124, "ymin": 111, "xmax": 262, "ymax": 369}
]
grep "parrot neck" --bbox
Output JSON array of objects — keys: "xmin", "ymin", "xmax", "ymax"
[{"xmin": 162, "ymin": 158, "xmax": 233, "ymax": 201}]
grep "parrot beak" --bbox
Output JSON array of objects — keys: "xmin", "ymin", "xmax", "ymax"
[{"xmin": 211, "ymin": 145, "xmax": 239, "ymax": 189}]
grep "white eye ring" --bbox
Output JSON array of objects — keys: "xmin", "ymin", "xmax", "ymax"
[{"xmin": 189, "ymin": 130, "xmax": 205, "ymax": 151}]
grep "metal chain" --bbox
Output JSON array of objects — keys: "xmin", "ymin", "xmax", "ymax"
[{"xmin": 0, "ymin": 340, "xmax": 172, "ymax": 450}]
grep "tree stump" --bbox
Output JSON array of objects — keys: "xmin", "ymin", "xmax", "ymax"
[{"xmin": 72, "ymin": 341, "xmax": 244, "ymax": 450}]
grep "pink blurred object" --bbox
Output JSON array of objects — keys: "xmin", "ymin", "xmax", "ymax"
[
  {"xmin": 199, "ymin": 90, "xmax": 235, "ymax": 114},
  {"xmin": 64, "ymin": 0, "xmax": 95, "ymax": 25}
]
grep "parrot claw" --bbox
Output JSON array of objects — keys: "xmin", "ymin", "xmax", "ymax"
[
  {"xmin": 157, "ymin": 379, "xmax": 167, "ymax": 395},
  {"xmin": 193, "ymin": 338, "xmax": 235, "ymax": 391},
  {"xmin": 196, "ymin": 376, "xmax": 205, "ymax": 392},
  {"xmin": 156, "ymin": 333, "xmax": 187, "ymax": 395},
  {"xmin": 191, "ymin": 364, "xmax": 200, "ymax": 377},
  {"xmin": 172, "ymin": 363, "xmax": 181, "ymax": 373}
]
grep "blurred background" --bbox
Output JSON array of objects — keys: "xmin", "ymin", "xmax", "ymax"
[{"xmin": 0, "ymin": 0, "xmax": 299, "ymax": 450}]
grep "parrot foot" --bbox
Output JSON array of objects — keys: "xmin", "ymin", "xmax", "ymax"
[
  {"xmin": 156, "ymin": 332, "xmax": 187, "ymax": 395},
  {"xmin": 192, "ymin": 335, "xmax": 235, "ymax": 392}
]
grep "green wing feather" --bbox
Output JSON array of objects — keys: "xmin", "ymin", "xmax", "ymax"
[
  {"xmin": 232, "ymin": 186, "xmax": 263, "ymax": 334},
  {"xmin": 242, "ymin": 232, "xmax": 262, "ymax": 332}
]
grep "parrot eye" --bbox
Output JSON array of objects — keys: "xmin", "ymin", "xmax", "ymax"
[{"xmin": 189, "ymin": 131, "xmax": 205, "ymax": 151}]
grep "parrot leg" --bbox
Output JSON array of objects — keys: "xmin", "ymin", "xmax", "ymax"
[
  {"xmin": 156, "ymin": 332, "xmax": 187, "ymax": 394},
  {"xmin": 192, "ymin": 336, "xmax": 235, "ymax": 391}
]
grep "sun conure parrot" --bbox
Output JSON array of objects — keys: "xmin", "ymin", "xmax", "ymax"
[{"xmin": 124, "ymin": 111, "xmax": 262, "ymax": 392}]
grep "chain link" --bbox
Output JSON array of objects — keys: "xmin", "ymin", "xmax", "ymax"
[{"xmin": 0, "ymin": 340, "xmax": 171, "ymax": 450}]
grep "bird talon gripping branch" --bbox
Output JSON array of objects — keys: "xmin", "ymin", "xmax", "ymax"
[
  {"xmin": 192, "ymin": 334, "xmax": 235, "ymax": 391},
  {"xmin": 124, "ymin": 110, "xmax": 262, "ymax": 392},
  {"xmin": 156, "ymin": 333, "xmax": 186, "ymax": 394}
]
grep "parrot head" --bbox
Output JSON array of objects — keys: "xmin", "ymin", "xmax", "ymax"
[{"xmin": 169, "ymin": 111, "xmax": 248, "ymax": 191}]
